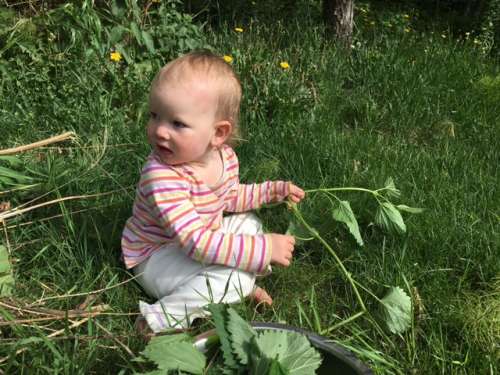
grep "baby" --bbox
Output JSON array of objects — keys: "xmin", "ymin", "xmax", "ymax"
[{"xmin": 121, "ymin": 50, "xmax": 305, "ymax": 334}]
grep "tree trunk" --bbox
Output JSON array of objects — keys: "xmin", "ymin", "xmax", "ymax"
[{"xmin": 323, "ymin": 0, "xmax": 354, "ymax": 47}]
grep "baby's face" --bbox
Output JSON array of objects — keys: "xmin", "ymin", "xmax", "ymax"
[{"xmin": 147, "ymin": 77, "xmax": 219, "ymax": 166}]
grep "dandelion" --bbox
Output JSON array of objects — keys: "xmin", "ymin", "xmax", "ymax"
[
  {"xmin": 404, "ymin": 28, "xmax": 411, "ymax": 33},
  {"xmin": 223, "ymin": 55, "xmax": 233, "ymax": 63},
  {"xmin": 403, "ymin": 14, "xmax": 410, "ymax": 19},
  {"xmin": 280, "ymin": 61, "xmax": 290, "ymax": 70},
  {"xmin": 234, "ymin": 27, "xmax": 244, "ymax": 33},
  {"xmin": 110, "ymin": 51, "xmax": 122, "ymax": 62}
]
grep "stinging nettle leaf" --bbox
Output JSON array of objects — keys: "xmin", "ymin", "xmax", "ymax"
[
  {"xmin": 332, "ymin": 200, "xmax": 364, "ymax": 246},
  {"xmin": 379, "ymin": 286, "xmax": 412, "ymax": 334},
  {"xmin": 286, "ymin": 219, "xmax": 313, "ymax": 242},
  {"xmin": 384, "ymin": 177, "xmax": 401, "ymax": 199},
  {"xmin": 375, "ymin": 202, "xmax": 406, "ymax": 234},
  {"xmin": 227, "ymin": 307, "xmax": 257, "ymax": 365},
  {"xmin": 206, "ymin": 304, "xmax": 239, "ymax": 372},
  {"xmin": 254, "ymin": 330, "xmax": 322, "ymax": 375},
  {"xmin": 138, "ymin": 333, "xmax": 205, "ymax": 374}
]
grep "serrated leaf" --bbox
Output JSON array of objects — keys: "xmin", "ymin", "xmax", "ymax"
[
  {"xmin": 375, "ymin": 202, "xmax": 406, "ymax": 234},
  {"xmin": 332, "ymin": 200, "xmax": 364, "ymax": 246},
  {"xmin": 206, "ymin": 304, "xmax": 239, "ymax": 372},
  {"xmin": 384, "ymin": 177, "xmax": 401, "ymax": 199},
  {"xmin": 286, "ymin": 219, "xmax": 313, "ymax": 242},
  {"xmin": 138, "ymin": 333, "xmax": 205, "ymax": 374},
  {"xmin": 227, "ymin": 307, "xmax": 257, "ymax": 365},
  {"xmin": 0, "ymin": 245, "xmax": 13, "ymax": 297},
  {"xmin": 396, "ymin": 205, "xmax": 424, "ymax": 214},
  {"xmin": 254, "ymin": 330, "xmax": 322, "ymax": 375},
  {"xmin": 379, "ymin": 286, "xmax": 412, "ymax": 334}
]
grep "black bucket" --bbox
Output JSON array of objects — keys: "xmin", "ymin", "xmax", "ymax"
[{"xmin": 194, "ymin": 322, "xmax": 373, "ymax": 374}]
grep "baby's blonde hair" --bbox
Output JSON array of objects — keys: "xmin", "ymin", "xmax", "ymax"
[{"xmin": 151, "ymin": 50, "xmax": 242, "ymax": 145}]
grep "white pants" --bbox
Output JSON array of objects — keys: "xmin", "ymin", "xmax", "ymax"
[{"xmin": 134, "ymin": 213, "xmax": 267, "ymax": 333}]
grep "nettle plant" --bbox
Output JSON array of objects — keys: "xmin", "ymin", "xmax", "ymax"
[
  {"xmin": 134, "ymin": 178, "xmax": 421, "ymax": 374},
  {"xmin": 135, "ymin": 304, "xmax": 322, "ymax": 375}
]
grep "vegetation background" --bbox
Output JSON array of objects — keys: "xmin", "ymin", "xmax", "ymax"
[{"xmin": 0, "ymin": 0, "xmax": 498, "ymax": 373}]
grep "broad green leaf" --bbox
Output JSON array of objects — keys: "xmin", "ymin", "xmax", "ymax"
[
  {"xmin": 254, "ymin": 330, "xmax": 322, "ymax": 375},
  {"xmin": 206, "ymin": 304, "xmax": 239, "ymax": 372},
  {"xmin": 139, "ymin": 333, "xmax": 205, "ymax": 374},
  {"xmin": 0, "ymin": 245, "xmax": 13, "ymax": 296},
  {"xmin": 268, "ymin": 358, "xmax": 290, "ymax": 375},
  {"xmin": 286, "ymin": 219, "xmax": 313, "ymax": 242},
  {"xmin": 375, "ymin": 202, "xmax": 406, "ymax": 234},
  {"xmin": 379, "ymin": 286, "xmax": 412, "ymax": 334},
  {"xmin": 384, "ymin": 177, "xmax": 401, "ymax": 199},
  {"xmin": 227, "ymin": 307, "xmax": 257, "ymax": 365},
  {"xmin": 396, "ymin": 205, "xmax": 424, "ymax": 214},
  {"xmin": 332, "ymin": 200, "xmax": 364, "ymax": 246}
]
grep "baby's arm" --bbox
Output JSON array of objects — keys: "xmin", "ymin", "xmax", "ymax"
[
  {"xmin": 226, "ymin": 181, "xmax": 305, "ymax": 212},
  {"xmin": 140, "ymin": 170, "xmax": 273, "ymax": 273}
]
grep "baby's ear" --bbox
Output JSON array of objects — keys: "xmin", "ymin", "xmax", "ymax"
[{"xmin": 212, "ymin": 120, "xmax": 232, "ymax": 147}]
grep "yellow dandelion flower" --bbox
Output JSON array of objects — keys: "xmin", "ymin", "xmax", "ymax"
[
  {"xmin": 223, "ymin": 55, "xmax": 233, "ymax": 63},
  {"xmin": 110, "ymin": 51, "xmax": 122, "ymax": 62},
  {"xmin": 404, "ymin": 28, "xmax": 411, "ymax": 33},
  {"xmin": 280, "ymin": 61, "xmax": 290, "ymax": 70},
  {"xmin": 234, "ymin": 27, "xmax": 244, "ymax": 33}
]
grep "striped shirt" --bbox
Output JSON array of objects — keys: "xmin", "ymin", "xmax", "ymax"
[{"xmin": 121, "ymin": 145, "xmax": 290, "ymax": 272}]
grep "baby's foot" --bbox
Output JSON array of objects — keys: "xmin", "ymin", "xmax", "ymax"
[
  {"xmin": 134, "ymin": 316, "xmax": 154, "ymax": 343},
  {"xmin": 249, "ymin": 286, "xmax": 273, "ymax": 306}
]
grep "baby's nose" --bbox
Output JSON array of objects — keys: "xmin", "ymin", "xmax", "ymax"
[{"xmin": 155, "ymin": 125, "xmax": 170, "ymax": 140}]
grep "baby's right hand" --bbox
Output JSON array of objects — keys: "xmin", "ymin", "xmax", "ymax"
[{"xmin": 269, "ymin": 233, "xmax": 295, "ymax": 267}]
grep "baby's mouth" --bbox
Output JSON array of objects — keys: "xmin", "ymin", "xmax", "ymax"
[{"xmin": 157, "ymin": 145, "xmax": 173, "ymax": 154}]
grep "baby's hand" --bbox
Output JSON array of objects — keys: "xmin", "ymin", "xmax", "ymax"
[
  {"xmin": 288, "ymin": 183, "xmax": 305, "ymax": 204},
  {"xmin": 269, "ymin": 233, "xmax": 295, "ymax": 267}
]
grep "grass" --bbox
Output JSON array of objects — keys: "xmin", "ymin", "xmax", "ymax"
[{"xmin": 1, "ymin": 1, "xmax": 499, "ymax": 373}]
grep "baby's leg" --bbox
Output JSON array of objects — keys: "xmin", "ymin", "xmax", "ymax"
[{"xmin": 139, "ymin": 265, "xmax": 255, "ymax": 332}]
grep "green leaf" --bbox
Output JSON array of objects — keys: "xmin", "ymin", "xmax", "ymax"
[
  {"xmin": 379, "ymin": 286, "xmax": 412, "ymax": 334},
  {"xmin": 138, "ymin": 334, "xmax": 205, "ymax": 374},
  {"xmin": 129, "ymin": 21, "xmax": 142, "ymax": 46},
  {"xmin": 206, "ymin": 304, "xmax": 239, "ymax": 372},
  {"xmin": 396, "ymin": 205, "xmax": 424, "ymax": 214},
  {"xmin": 0, "ymin": 245, "xmax": 13, "ymax": 297},
  {"xmin": 384, "ymin": 177, "xmax": 400, "ymax": 199},
  {"xmin": 141, "ymin": 30, "xmax": 156, "ymax": 54},
  {"xmin": 286, "ymin": 218, "xmax": 313, "ymax": 242},
  {"xmin": 332, "ymin": 200, "xmax": 364, "ymax": 246},
  {"xmin": 254, "ymin": 330, "xmax": 322, "ymax": 375},
  {"xmin": 227, "ymin": 307, "xmax": 257, "ymax": 365},
  {"xmin": 375, "ymin": 202, "xmax": 406, "ymax": 234},
  {"xmin": 0, "ymin": 165, "xmax": 33, "ymax": 183}
]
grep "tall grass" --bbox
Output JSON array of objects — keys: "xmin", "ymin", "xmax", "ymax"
[{"xmin": 1, "ymin": 1, "xmax": 498, "ymax": 373}]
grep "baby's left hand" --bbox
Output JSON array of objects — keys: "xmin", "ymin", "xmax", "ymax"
[{"xmin": 288, "ymin": 183, "xmax": 305, "ymax": 203}]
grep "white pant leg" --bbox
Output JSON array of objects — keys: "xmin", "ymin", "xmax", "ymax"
[{"xmin": 135, "ymin": 213, "xmax": 264, "ymax": 333}]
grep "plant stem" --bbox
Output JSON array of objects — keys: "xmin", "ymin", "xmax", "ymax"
[
  {"xmin": 305, "ymin": 187, "xmax": 375, "ymax": 194},
  {"xmin": 290, "ymin": 204, "xmax": 367, "ymax": 329}
]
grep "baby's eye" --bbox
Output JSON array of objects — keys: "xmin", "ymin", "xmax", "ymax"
[{"xmin": 173, "ymin": 120, "xmax": 187, "ymax": 129}]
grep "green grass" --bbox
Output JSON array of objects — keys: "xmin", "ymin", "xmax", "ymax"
[{"xmin": 1, "ymin": 1, "xmax": 499, "ymax": 373}]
